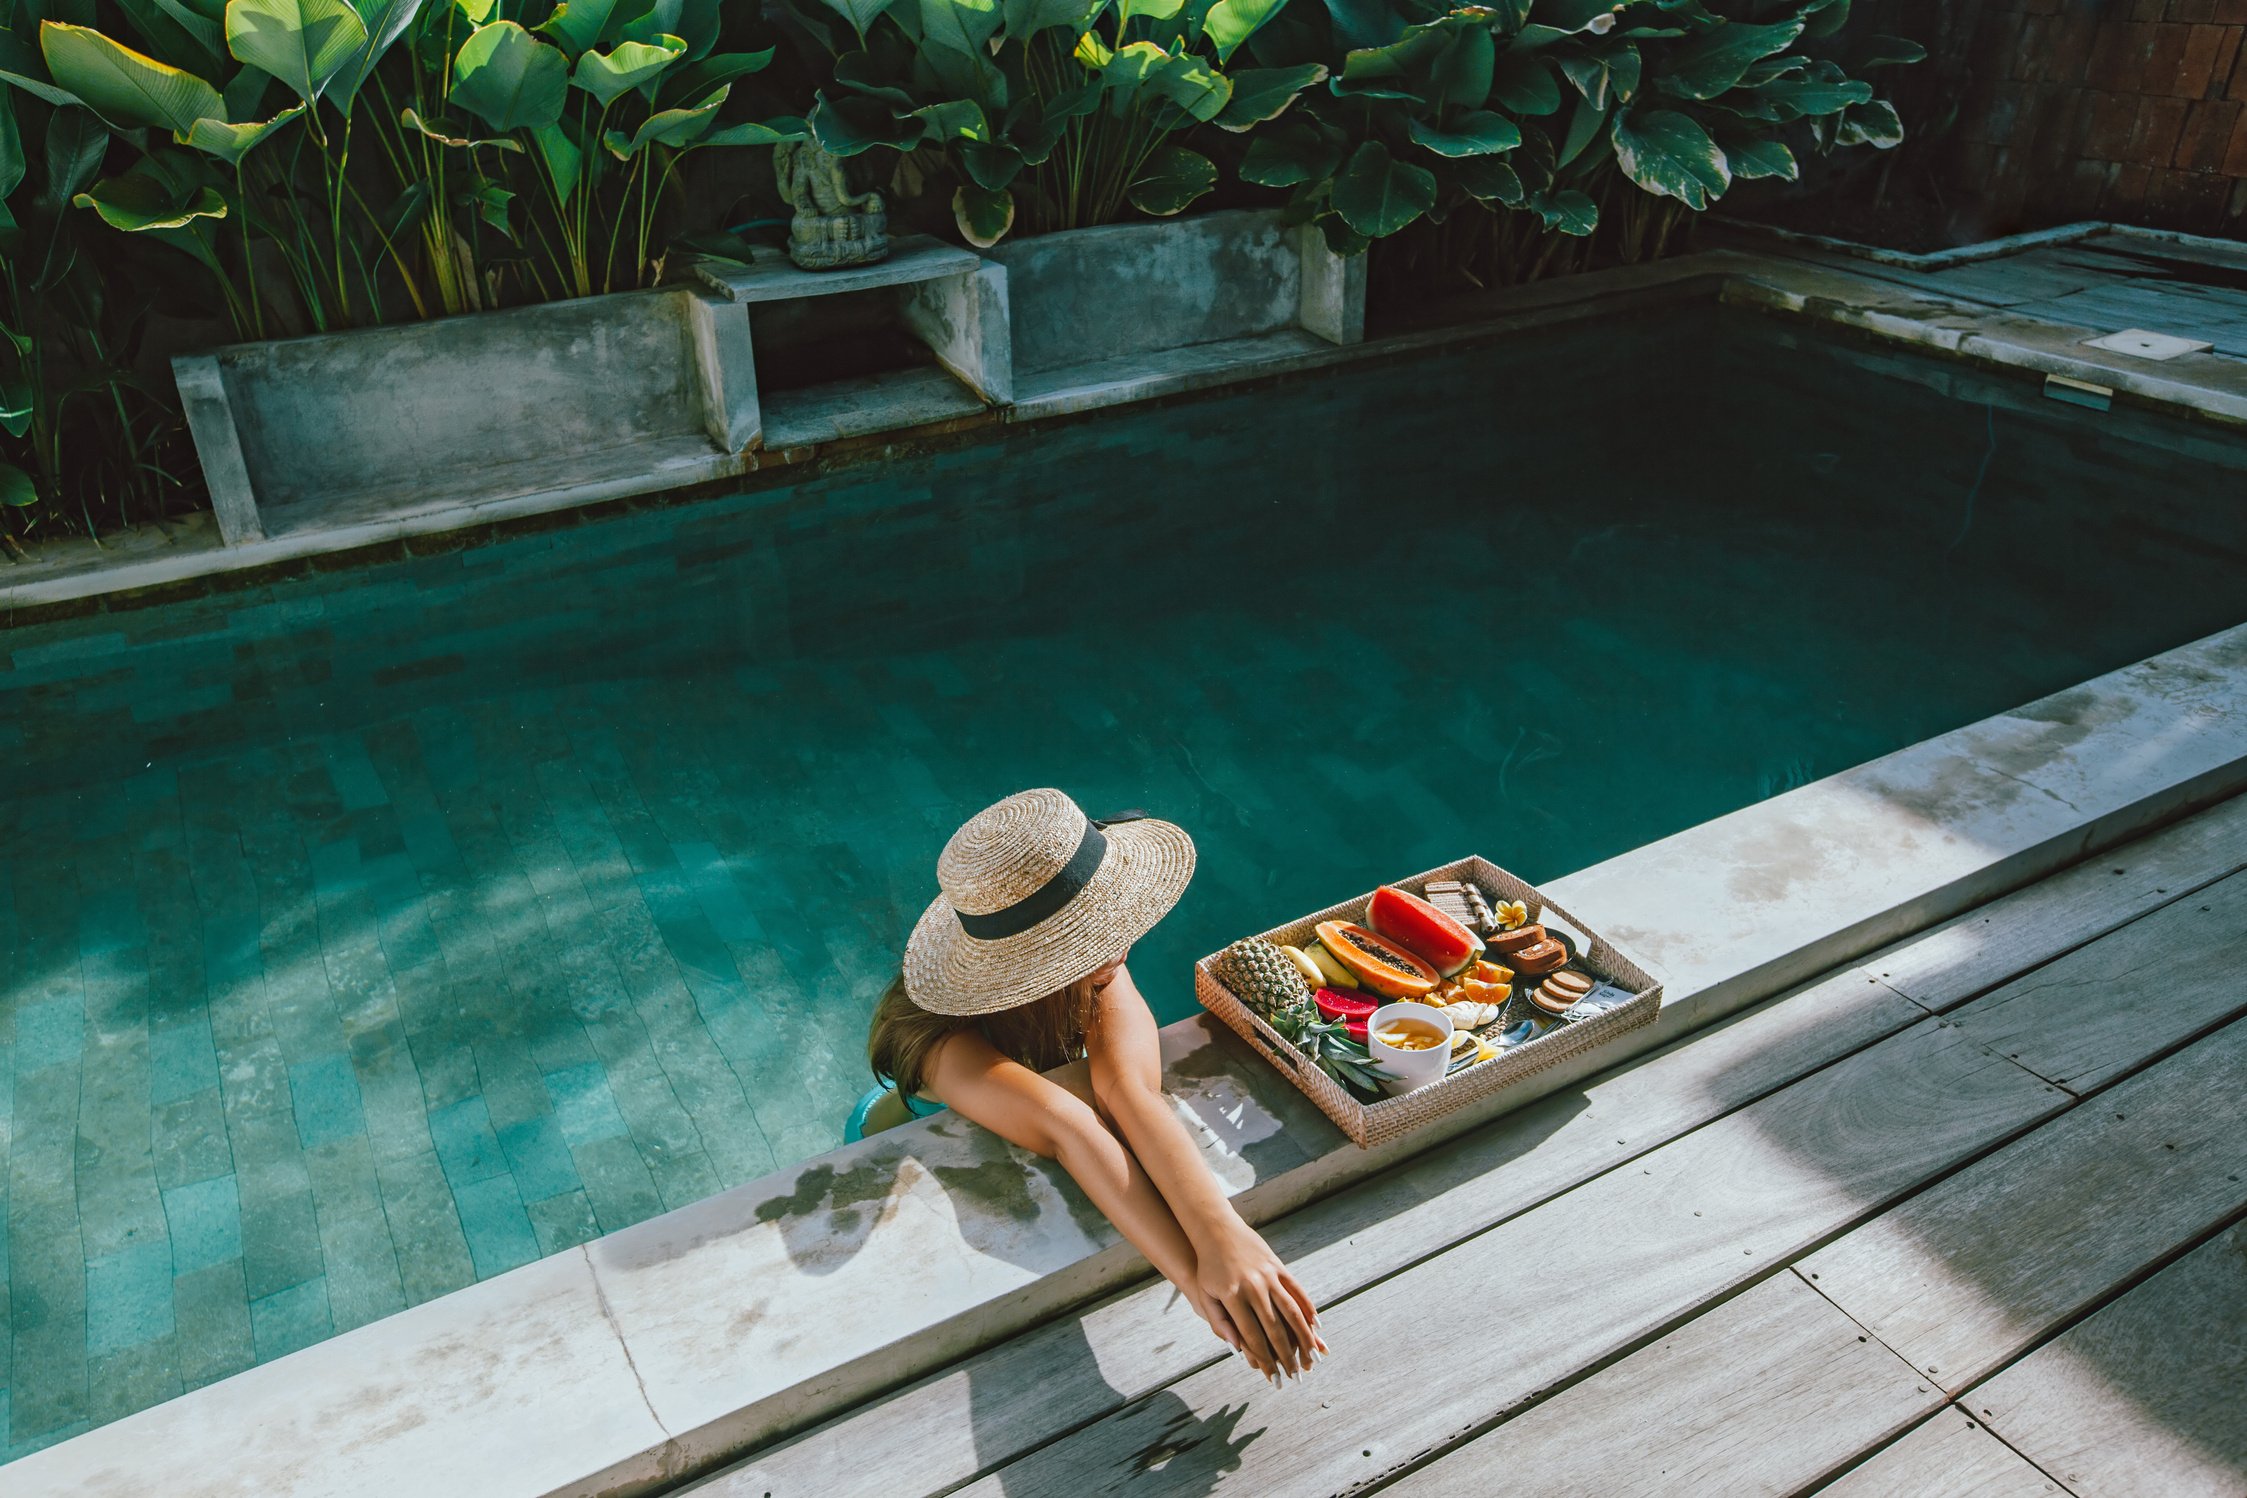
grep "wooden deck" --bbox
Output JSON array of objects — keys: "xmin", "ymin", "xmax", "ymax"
[{"xmin": 689, "ymin": 793, "xmax": 2247, "ymax": 1498}]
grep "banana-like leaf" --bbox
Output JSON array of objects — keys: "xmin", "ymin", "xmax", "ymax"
[
  {"xmin": 1213, "ymin": 61, "xmax": 1321, "ymax": 130},
  {"xmin": 1553, "ymin": 88, "xmax": 1605, "ymax": 166},
  {"xmin": 1859, "ymin": 34, "xmax": 1924, "ymax": 69},
  {"xmin": 224, "ymin": 0, "xmax": 369, "ymax": 105},
  {"xmin": 1002, "ymin": 0, "xmax": 1098, "ymax": 35},
  {"xmin": 74, "ymin": 166, "xmax": 228, "ymax": 229},
  {"xmin": 464, "ymin": 176, "xmax": 511, "ymax": 234},
  {"xmin": 451, "ymin": 21, "xmax": 567, "ymax": 131},
  {"xmin": 690, "ymin": 113, "xmax": 803, "ymax": 145},
  {"xmin": 1721, "ymin": 133, "xmax": 1794, "ymax": 179},
  {"xmin": 1833, "ymin": 96, "xmax": 1899, "ymax": 147},
  {"xmin": 1427, "ymin": 21, "xmax": 1491, "ymax": 110},
  {"xmin": 572, "ymin": 34, "xmax": 684, "ymax": 104},
  {"xmin": 600, "ymin": 79, "xmax": 719, "ymax": 154},
  {"xmin": 1656, "ymin": 17, "xmax": 1802, "ymax": 101},
  {"xmin": 910, "ymin": 96, "xmax": 989, "ymax": 139},
  {"xmin": 1238, "ymin": 117, "xmax": 1337, "ymax": 185},
  {"xmin": 1203, "ymin": 0, "xmax": 1284, "ymax": 64},
  {"xmin": 0, "ymin": 462, "xmax": 36, "ymax": 507},
  {"xmin": 330, "ymin": 0, "xmax": 424, "ymax": 113},
  {"xmin": 1526, "ymin": 184, "xmax": 1594, "ymax": 233},
  {"xmin": 399, "ymin": 103, "xmax": 525, "ymax": 148},
  {"xmin": 1488, "ymin": 48, "xmax": 1559, "ymax": 115},
  {"xmin": 661, "ymin": 47, "xmax": 772, "ymax": 107},
  {"xmin": 0, "ymin": 91, "xmax": 24, "ymax": 198},
  {"xmin": 532, "ymin": 119, "xmax": 580, "ymax": 199},
  {"xmin": 536, "ymin": 0, "xmax": 620, "ymax": 56},
  {"xmin": 457, "ymin": 0, "xmax": 498, "ymax": 20},
  {"xmin": 1610, "ymin": 106, "xmax": 1725, "ymax": 208},
  {"xmin": 959, "ymin": 136, "xmax": 1021, "ymax": 188},
  {"xmin": 914, "ymin": 0, "xmax": 1002, "ymax": 59},
  {"xmin": 1147, "ymin": 50, "xmax": 1229, "ymax": 121},
  {"xmin": 817, "ymin": 0, "xmax": 896, "ymax": 44},
  {"xmin": 45, "ymin": 104, "xmax": 109, "ymax": 206},
  {"xmin": 1406, "ymin": 107, "xmax": 1518, "ymax": 156},
  {"xmin": 616, "ymin": 0, "xmax": 684, "ymax": 46},
  {"xmin": 39, "ymin": 21, "xmax": 224, "ymax": 132},
  {"xmin": 952, "ymin": 181, "xmax": 1011, "ymax": 246},
  {"xmin": 1726, "ymin": 70, "xmax": 1868, "ymax": 120},
  {"xmin": 0, "ymin": 67, "xmax": 83, "ymax": 109},
  {"xmin": 1798, "ymin": 0, "xmax": 1848, "ymax": 39},
  {"xmin": 181, "ymin": 100, "xmax": 305, "ymax": 160},
  {"xmin": 1114, "ymin": 0, "xmax": 1181, "ymax": 29},
  {"xmin": 1126, "ymin": 141, "xmax": 1213, "ymax": 213},
  {"xmin": 808, "ymin": 87, "xmax": 920, "ymax": 153},
  {"xmin": 1557, "ymin": 43, "xmax": 1636, "ymax": 109},
  {"xmin": 1450, "ymin": 151, "xmax": 1521, "ymax": 204},
  {"xmin": 145, "ymin": 0, "xmax": 229, "ymax": 69},
  {"xmin": 1331, "ymin": 138, "xmax": 1433, "ymax": 236}
]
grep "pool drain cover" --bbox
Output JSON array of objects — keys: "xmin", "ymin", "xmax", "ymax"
[{"xmin": 2082, "ymin": 328, "xmax": 2214, "ymax": 360}]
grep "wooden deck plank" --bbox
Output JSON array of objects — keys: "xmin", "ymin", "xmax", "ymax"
[
  {"xmin": 2015, "ymin": 283, "xmax": 2247, "ymax": 357},
  {"xmin": 1971, "ymin": 1221, "xmax": 2247, "ymax": 1498},
  {"xmin": 953, "ymin": 1021, "xmax": 2063, "ymax": 1498},
  {"xmin": 696, "ymin": 801, "xmax": 2243, "ymax": 1498},
  {"xmin": 685, "ymin": 963, "xmax": 1924, "ymax": 1498},
  {"xmin": 1947, "ymin": 869, "xmax": 2247, "ymax": 1093},
  {"xmin": 1814, "ymin": 1410, "xmax": 2067, "ymax": 1498},
  {"xmin": 1867, "ymin": 794, "xmax": 2247, "ymax": 1014},
  {"xmin": 1801, "ymin": 1016, "xmax": 2247, "ymax": 1389},
  {"xmin": 1375, "ymin": 1272, "xmax": 1937, "ymax": 1498}
]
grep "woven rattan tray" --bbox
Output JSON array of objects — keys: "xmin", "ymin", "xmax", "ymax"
[{"xmin": 1194, "ymin": 857, "xmax": 1662, "ymax": 1149}]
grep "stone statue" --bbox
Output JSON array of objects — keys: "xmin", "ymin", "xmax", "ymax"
[{"xmin": 773, "ymin": 139, "xmax": 888, "ymax": 271}]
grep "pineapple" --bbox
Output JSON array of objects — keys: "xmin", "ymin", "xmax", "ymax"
[{"xmin": 1214, "ymin": 937, "xmax": 1315, "ymax": 1034}]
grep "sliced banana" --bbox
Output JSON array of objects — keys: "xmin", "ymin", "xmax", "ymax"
[
  {"xmin": 1280, "ymin": 945, "xmax": 1325, "ymax": 991},
  {"xmin": 1305, "ymin": 943, "xmax": 1358, "ymax": 989},
  {"xmin": 1442, "ymin": 999, "xmax": 1504, "ymax": 1031}
]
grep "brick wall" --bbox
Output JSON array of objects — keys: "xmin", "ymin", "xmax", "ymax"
[{"xmin": 1948, "ymin": 0, "xmax": 2247, "ymax": 234}]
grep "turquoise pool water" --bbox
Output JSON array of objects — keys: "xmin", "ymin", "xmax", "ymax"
[{"xmin": 3, "ymin": 306, "xmax": 2246, "ymax": 1457}]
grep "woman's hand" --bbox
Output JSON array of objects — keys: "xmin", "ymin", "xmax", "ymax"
[{"xmin": 1193, "ymin": 1217, "xmax": 1324, "ymax": 1380}]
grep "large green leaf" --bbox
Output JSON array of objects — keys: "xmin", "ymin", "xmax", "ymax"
[
  {"xmin": 39, "ymin": 21, "xmax": 224, "ymax": 132},
  {"xmin": 44, "ymin": 105, "xmax": 110, "ymax": 206},
  {"xmin": 181, "ymin": 100, "xmax": 305, "ymax": 160},
  {"xmin": 1213, "ymin": 61, "xmax": 1321, "ymax": 130},
  {"xmin": 532, "ymin": 118, "xmax": 580, "ymax": 199},
  {"xmin": 0, "ymin": 67, "xmax": 84, "ymax": 110},
  {"xmin": 1729, "ymin": 69, "xmax": 1869, "ymax": 120},
  {"xmin": 398, "ymin": 103, "xmax": 525, "ymax": 149},
  {"xmin": 697, "ymin": 114, "xmax": 804, "ymax": 146},
  {"xmin": 1406, "ymin": 107, "xmax": 1518, "ymax": 156},
  {"xmin": 1449, "ymin": 151, "xmax": 1521, "ymax": 204},
  {"xmin": 1798, "ymin": 0, "xmax": 1848, "ymax": 39},
  {"xmin": 1428, "ymin": 21, "xmax": 1491, "ymax": 110},
  {"xmin": 224, "ymin": 0, "xmax": 368, "ymax": 105},
  {"xmin": 952, "ymin": 181, "xmax": 1011, "ymax": 246},
  {"xmin": 1488, "ymin": 48, "xmax": 1558, "ymax": 115},
  {"xmin": 1114, "ymin": 0, "xmax": 1180, "ymax": 29},
  {"xmin": 0, "ymin": 91, "xmax": 23, "ymax": 199},
  {"xmin": 0, "ymin": 462, "xmax": 36, "ymax": 508},
  {"xmin": 330, "ymin": 0, "xmax": 424, "ymax": 113},
  {"xmin": 1834, "ymin": 96, "xmax": 1900, "ymax": 147},
  {"xmin": 1126, "ymin": 141, "xmax": 1213, "ymax": 214},
  {"xmin": 1147, "ymin": 50, "xmax": 1229, "ymax": 121},
  {"xmin": 1657, "ymin": 17, "xmax": 1802, "ymax": 101},
  {"xmin": 1203, "ymin": 0, "xmax": 1284, "ymax": 64},
  {"xmin": 1330, "ymin": 138, "xmax": 1433, "ymax": 236},
  {"xmin": 602, "ymin": 78, "xmax": 719, "ymax": 153},
  {"xmin": 572, "ymin": 34, "xmax": 683, "ymax": 104},
  {"xmin": 1237, "ymin": 116, "xmax": 1336, "ymax": 185},
  {"xmin": 1527, "ymin": 184, "xmax": 1594, "ymax": 234},
  {"xmin": 808, "ymin": 87, "xmax": 919, "ymax": 153},
  {"xmin": 1557, "ymin": 42, "xmax": 1637, "ymax": 109},
  {"xmin": 536, "ymin": 0, "xmax": 622, "ymax": 57},
  {"xmin": 915, "ymin": 0, "xmax": 1002, "ymax": 58},
  {"xmin": 1721, "ymin": 133, "xmax": 1794, "ymax": 179},
  {"xmin": 74, "ymin": 165, "xmax": 228, "ymax": 230},
  {"xmin": 662, "ymin": 48, "xmax": 774, "ymax": 106},
  {"xmin": 450, "ymin": 21, "xmax": 567, "ymax": 131},
  {"xmin": 1610, "ymin": 106, "xmax": 1725, "ymax": 208},
  {"xmin": 816, "ymin": 0, "xmax": 895, "ymax": 43},
  {"xmin": 1002, "ymin": 0, "xmax": 1098, "ymax": 35},
  {"xmin": 1553, "ymin": 89, "xmax": 1606, "ymax": 166}
]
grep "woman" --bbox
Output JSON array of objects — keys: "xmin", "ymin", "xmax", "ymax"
[{"xmin": 863, "ymin": 788, "xmax": 1325, "ymax": 1384}]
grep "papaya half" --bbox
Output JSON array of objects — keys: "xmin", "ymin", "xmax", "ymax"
[{"xmin": 1314, "ymin": 920, "xmax": 1440, "ymax": 999}]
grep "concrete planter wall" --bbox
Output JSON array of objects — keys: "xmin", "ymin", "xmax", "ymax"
[
  {"xmin": 987, "ymin": 207, "xmax": 1365, "ymax": 381},
  {"xmin": 174, "ymin": 285, "xmax": 756, "ymax": 546}
]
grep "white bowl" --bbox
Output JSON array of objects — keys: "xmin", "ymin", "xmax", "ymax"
[{"xmin": 1367, "ymin": 1003, "xmax": 1455, "ymax": 1096}]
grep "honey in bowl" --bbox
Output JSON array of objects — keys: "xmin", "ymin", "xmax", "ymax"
[{"xmin": 1372, "ymin": 1019, "xmax": 1447, "ymax": 1051}]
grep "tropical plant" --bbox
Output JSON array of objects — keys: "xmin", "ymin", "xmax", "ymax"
[
  {"xmin": 0, "ymin": 77, "xmax": 197, "ymax": 539},
  {"xmin": 782, "ymin": 0, "xmax": 1324, "ymax": 245},
  {"xmin": 0, "ymin": 0, "xmax": 802, "ymax": 338},
  {"xmin": 1239, "ymin": 0, "xmax": 1910, "ymax": 286}
]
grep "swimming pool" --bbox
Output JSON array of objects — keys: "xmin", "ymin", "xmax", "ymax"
[{"xmin": 3, "ymin": 303, "xmax": 2245, "ymax": 1458}]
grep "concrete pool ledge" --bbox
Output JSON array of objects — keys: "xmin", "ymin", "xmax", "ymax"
[
  {"xmin": 13, "ymin": 619, "xmax": 2247, "ymax": 1498},
  {"xmin": 9, "ymin": 241, "xmax": 2247, "ymax": 622}
]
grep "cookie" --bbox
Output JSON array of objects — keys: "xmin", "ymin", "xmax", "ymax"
[
  {"xmin": 1530, "ymin": 980, "xmax": 1580, "ymax": 1016},
  {"xmin": 1544, "ymin": 970, "xmax": 1593, "ymax": 998}
]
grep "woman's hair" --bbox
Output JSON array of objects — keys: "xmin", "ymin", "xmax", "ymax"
[{"xmin": 868, "ymin": 971, "xmax": 1104, "ymax": 1097}]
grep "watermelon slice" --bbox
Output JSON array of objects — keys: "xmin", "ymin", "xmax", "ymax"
[
  {"xmin": 1314, "ymin": 987, "xmax": 1379, "ymax": 1025},
  {"xmin": 1368, "ymin": 885, "xmax": 1481, "ymax": 977}
]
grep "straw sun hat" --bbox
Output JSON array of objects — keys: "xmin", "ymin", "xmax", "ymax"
[{"xmin": 903, "ymin": 789, "xmax": 1197, "ymax": 1017}]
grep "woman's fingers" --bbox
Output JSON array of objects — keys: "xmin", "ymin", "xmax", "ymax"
[
  {"xmin": 1272, "ymin": 1273, "xmax": 1319, "ymax": 1365},
  {"xmin": 1223, "ymin": 1290, "xmax": 1282, "ymax": 1379},
  {"xmin": 1245, "ymin": 1282, "xmax": 1304, "ymax": 1379},
  {"xmin": 1278, "ymin": 1270, "xmax": 1327, "ymax": 1357}
]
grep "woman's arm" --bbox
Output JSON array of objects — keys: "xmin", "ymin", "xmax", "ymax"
[
  {"xmin": 1085, "ymin": 967, "xmax": 1324, "ymax": 1379},
  {"xmin": 919, "ymin": 1027, "xmax": 1242, "ymax": 1352}
]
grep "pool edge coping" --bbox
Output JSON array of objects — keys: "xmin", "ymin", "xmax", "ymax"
[
  {"xmin": 7, "ymin": 616, "xmax": 2246, "ymax": 1497},
  {"xmin": 6, "ymin": 241, "xmax": 2246, "ymax": 625}
]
